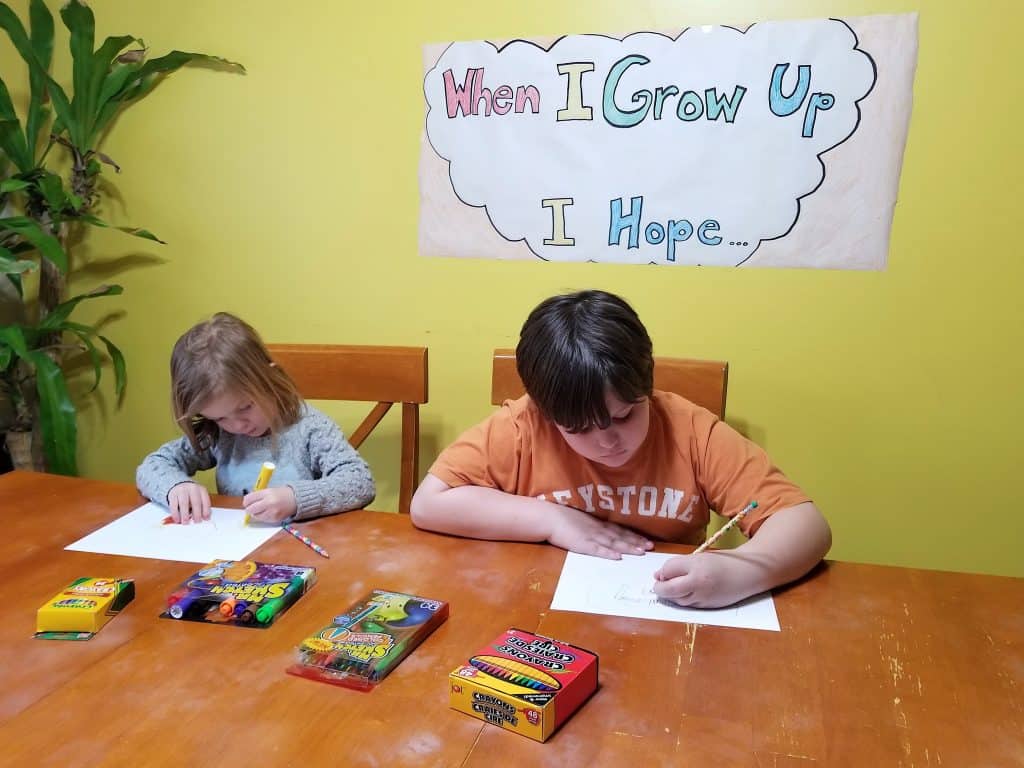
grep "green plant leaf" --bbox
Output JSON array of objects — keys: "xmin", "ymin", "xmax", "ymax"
[
  {"xmin": 60, "ymin": 0, "xmax": 95, "ymax": 135},
  {"xmin": 0, "ymin": 247, "xmax": 37, "ymax": 275},
  {"xmin": 25, "ymin": 0, "xmax": 54, "ymax": 159},
  {"xmin": 97, "ymin": 60, "xmax": 140, "ymax": 105},
  {"xmin": 0, "ymin": 90, "xmax": 30, "ymax": 171},
  {"xmin": 0, "ymin": 177, "xmax": 30, "ymax": 194},
  {"xmin": 27, "ymin": 348, "xmax": 78, "ymax": 475},
  {"xmin": 98, "ymin": 333, "xmax": 126, "ymax": 399},
  {"xmin": 85, "ymin": 34, "xmax": 140, "ymax": 141},
  {"xmin": 93, "ymin": 62, "xmax": 142, "ymax": 141},
  {"xmin": 0, "ymin": 2, "xmax": 39, "ymax": 168},
  {"xmin": 78, "ymin": 213, "xmax": 165, "ymax": 243},
  {"xmin": 62, "ymin": 320, "xmax": 103, "ymax": 392},
  {"xmin": 90, "ymin": 50, "xmax": 244, "ymax": 146},
  {"xmin": 36, "ymin": 171, "xmax": 67, "ymax": 212},
  {"xmin": 38, "ymin": 69, "xmax": 79, "ymax": 148},
  {"xmin": 0, "ymin": 216, "xmax": 68, "ymax": 272},
  {"xmin": 0, "ymin": 344, "xmax": 10, "ymax": 370},
  {"xmin": 5, "ymin": 272, "xmax": 22, "ymax": 296},
  {"xmin": 38, "ymin": 283, "xmax": 123, "ymax": 331},
  {"xmin": 27, "ymin": 0, "xmax": 54, "ymax": 68},
  {"xmin": 0, "ymin": 323, "xmax": 31, "ymax": 358}
]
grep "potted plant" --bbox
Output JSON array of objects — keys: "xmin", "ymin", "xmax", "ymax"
[{"xmin": 0, "ymin": 0, "xmax": 243, "ymax": 474}]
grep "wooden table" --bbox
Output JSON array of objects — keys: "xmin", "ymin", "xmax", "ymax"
[{"xmin": 1, "ymin": 471, "xmax": 1021, "ymax": 767}]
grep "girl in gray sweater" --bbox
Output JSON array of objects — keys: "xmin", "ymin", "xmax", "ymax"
[{"xmin": 136, "ymin": 313, "xmax": 375, "ymax": 524}]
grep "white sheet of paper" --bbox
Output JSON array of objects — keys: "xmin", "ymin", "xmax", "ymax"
[
  {"xmin": 65, "ymin": 502, "xmax": 281, "ymax": 563},
  {"xmin": 550, "ymin": 551, "xmax": 780, "ymax": 632}
]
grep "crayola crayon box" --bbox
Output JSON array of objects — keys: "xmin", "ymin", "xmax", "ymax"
[
  {"xmin": 36, "ymin": 577, "xmax": 135, "ymax": 640},
  {"xmin": 160, "ymin": 560, "xmax": 316, "ymax": 628},
  {"xmin": 287, "ymin": 589, "xmax": 449, "ymax": 691},
  {"xmin": 449, "ymin": 628, "xmax": 598, "ymax": 742}
]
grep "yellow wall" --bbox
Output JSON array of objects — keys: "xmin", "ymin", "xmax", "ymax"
[{"xmin": 6, "ymin": 1, "xmax": 1021, "ymax": 576}]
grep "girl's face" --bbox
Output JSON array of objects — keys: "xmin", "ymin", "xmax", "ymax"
[
  {"xmin": 555, "ymin": 391, "xmax": 650, "ymax": 468},
  {"xmin": 198, "ymin": 390, "xmax": 271, "ymax": 438}
]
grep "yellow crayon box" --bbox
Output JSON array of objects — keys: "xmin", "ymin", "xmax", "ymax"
[
  {"xmin": 36, "ymin": 577, "xmax": 135, "ymax": 638},
  {"xmin": 449, "ymin": 628, "xmax": 599, "ymax": 742}
]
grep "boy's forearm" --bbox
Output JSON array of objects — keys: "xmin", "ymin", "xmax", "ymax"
[
  {"xmin": 411, "ymin": 482, "xmax": 555, "ymax": 543},
  {"xmin": 732, "ymin": 502, "xmax": 832, "ymax": 592}
]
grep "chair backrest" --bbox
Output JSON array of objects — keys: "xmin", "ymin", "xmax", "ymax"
[
  {"xmin": 490, "ymin": 348, "xmax": 728, "ymax": 419},
  {"xmin": 267, "ymin": 344, "xmax": 428, "ymax": 515}
]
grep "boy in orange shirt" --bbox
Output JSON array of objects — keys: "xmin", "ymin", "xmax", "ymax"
[{"xmin": 411, "ymin": 290, "xmax": 831, "ymax": 608}]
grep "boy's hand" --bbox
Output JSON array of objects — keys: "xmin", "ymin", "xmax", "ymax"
[
  {"xmin": 243, "ymin": 486, "xmax": 298, "ymax": 524},
  {"xmin": 547, "ymin": 506, "xmax": 653, "ymax": 560},
  {"xmin": 652, "ymin": 553, "xmax": 757, "ymax": 608},
  {"xmin": 167, "ymin": 482, "xmax": 212, "ymax": 524}
]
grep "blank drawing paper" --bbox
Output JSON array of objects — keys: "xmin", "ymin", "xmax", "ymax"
[
  {"xmin": 66, "ymin": 502, "xmax": 281, "ymax": 564},
  {"xmin": 551, "ymin": 551, "xmax": 780, "ymax": 632}
]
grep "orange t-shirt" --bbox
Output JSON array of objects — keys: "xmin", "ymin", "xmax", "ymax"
[{"xmin": 429, "ymin": 390, "xmax": 810, "ymax": 544}]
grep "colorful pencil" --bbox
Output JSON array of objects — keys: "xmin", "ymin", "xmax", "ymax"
[
  {"xmin": 282, "ymin": 523, "xmax": 330, "ymax": 558},
  {"xmin": 693, "ymin": 501, "xmax": 758, "ymax": 554}
]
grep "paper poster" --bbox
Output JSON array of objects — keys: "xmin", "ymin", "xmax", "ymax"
[{"xmin": 420, "ymin": 14, "xmax": 917, "ymax": 269}]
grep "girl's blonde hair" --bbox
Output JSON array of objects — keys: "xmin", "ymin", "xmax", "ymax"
[{"xmin": 170, "ymin": 313, "xmax": 302, "ymax": 451}]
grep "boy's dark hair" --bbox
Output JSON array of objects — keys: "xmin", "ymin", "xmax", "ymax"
[{"xmin": 516, "ymin": 290, "xmax": 653, "ymax": 432}]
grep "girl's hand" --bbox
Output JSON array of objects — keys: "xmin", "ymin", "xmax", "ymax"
[
  {"xmin": 167, "ymin": 482, "xmax": 212, "ymax": 524},
  {"xmin": 547, "ymin": 506, "xmax": 653, "ymax": 560},
  {"xmin": 652, "ymin": 552, "xmax": 756, "ymax": 608},
  {"xmin": 243, "ymin": 486, "xmax": 298, "ymax": 524}
]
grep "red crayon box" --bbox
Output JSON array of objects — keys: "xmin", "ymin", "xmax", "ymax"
[{"xmin": 449, "ymin": 628, "xmax": 598, "ymax": 742}]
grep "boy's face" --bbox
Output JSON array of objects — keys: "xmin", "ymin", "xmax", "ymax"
[
  {"xmin": 555, "ymin": 391, "xmax": 650, "ymax": 468},
  {"xmin": 199, "ymin": 390, "xmax": 271, "ymax": 438}
]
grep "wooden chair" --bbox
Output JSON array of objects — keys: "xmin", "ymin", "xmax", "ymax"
[
  {"xmin": 267, "ymin": 344, "xmax": 428, "ymax": 515},
  {"xmin": 490, "ymin": 348, "xmax": 728, "ymax": 418}
]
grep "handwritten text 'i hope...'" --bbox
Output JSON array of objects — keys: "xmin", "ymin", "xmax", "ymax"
[{"xmin": 423, "ymin": 25, "xmax": 876, "ymax": 265}]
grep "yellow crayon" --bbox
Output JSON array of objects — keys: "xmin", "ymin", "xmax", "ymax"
[{"xmin": 244, "ymin": 461, "xmax": 276, "ymax": 526}]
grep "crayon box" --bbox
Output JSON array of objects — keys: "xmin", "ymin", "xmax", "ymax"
[
  {"xmin": 288, "ymin": 589, "xmax": 449, "ymax": 691},
  {"xmin": 36, "ymin": 577, "xmax": 135, "ymax": 639},
  {"xmin": 449, "ymin": 628, "xmax": 598, "ymax": 742}
]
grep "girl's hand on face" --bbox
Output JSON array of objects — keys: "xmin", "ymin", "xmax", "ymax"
[
  {"xmin": 167, "ymin": 482, "xmax": 212, "ymax": 524},
  {"xmin": 546, "ymin": 505, "xmax": 653, "ymax": 560},
  {"xmin": 242, "ymin": 486, "xmax": 298, "ymax": 524}
]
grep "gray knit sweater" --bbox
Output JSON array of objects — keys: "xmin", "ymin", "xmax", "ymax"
[{"xmin": 136, "ymin": 404, "xmax": 375, "ymax": 521}]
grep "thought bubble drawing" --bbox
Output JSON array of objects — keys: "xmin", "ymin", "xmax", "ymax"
[{"xmin": 423, "ymin": 18, "xmax": 877, "ymax": 266}]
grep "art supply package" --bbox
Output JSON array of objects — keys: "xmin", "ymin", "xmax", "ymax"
[
  {"xmin": 36, "ymin": 577, "xmax": 135, "ymax": 640},
  {"xmin": 287, "ymin": 589, "xmax": 449, "ymax": 691},
  {"xmin": 161, "ymin": 560, "xmax": 315, "ymax": 627},
  {"xmin": 449, "ymin": 628, "xmax": 598, "ymax": 742}
]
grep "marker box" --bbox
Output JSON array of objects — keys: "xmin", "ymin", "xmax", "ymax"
[
  {"xmin": 36, "ymin": 577, "xmax": 135, "ymax": 639},
  {"xmin": 288, "ymin": 589, "xmax": 449, "ymax": 691},
  {"xmin": 449, "ymin": 628, "xmax": 598, "ymax": 742},
  {"xmin": 160, "ymin": 560, "xmax": 316, "ymax": 628}
]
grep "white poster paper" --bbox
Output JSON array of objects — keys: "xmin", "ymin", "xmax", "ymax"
[{"xmin": 420, "ymin": 14, "xmax": 917, "ymax": 269}]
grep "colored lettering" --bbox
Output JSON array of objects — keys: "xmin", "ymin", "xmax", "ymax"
[
  {"xmin": 556, "ymin": 62, "xmax": 595, "ymax": 121},
  {"xmin": 769, "ymin": 63, "xmax": 834, "ymax": 137},
  {"xmin": 608, "ymin": 196, "xmax": 719, "ymax": 261},
  {"xmin": 442, "ymin": 68, "xmax": 540, "ymax": 118},
  {"xmin": 603, "ymin": 54, "xmax": 747, "ymax": 127}
]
